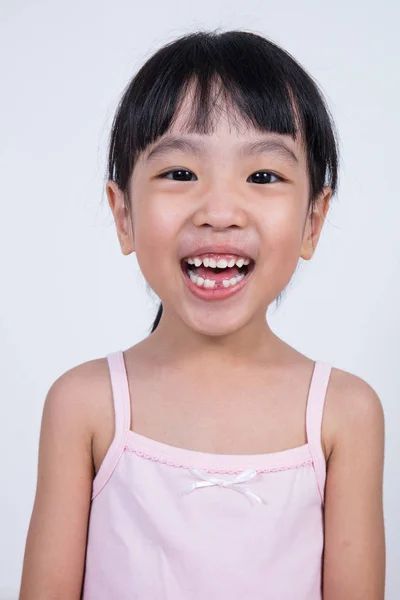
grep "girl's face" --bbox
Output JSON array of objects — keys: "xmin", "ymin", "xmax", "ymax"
[{"xmin": 108, "ymin": 98, "xmax": 331, "ymax": 338}]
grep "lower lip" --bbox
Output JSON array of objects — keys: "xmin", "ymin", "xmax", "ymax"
[{"xmin": 181, "ymin": 262, "xmax": 254, "ymax": 301}]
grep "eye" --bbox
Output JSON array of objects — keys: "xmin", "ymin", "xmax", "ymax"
[
  {"xmin": 159, "ymin": 169, "xmax": 198, "ymax": 181},
  {"xmin": 247, "ymin": 171, "xmax": 282, "ymax": 184}
]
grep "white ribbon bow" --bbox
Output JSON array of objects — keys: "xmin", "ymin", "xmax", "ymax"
[{"xmin": 180, "ymin": 468, "xmax": 263, "ymax": 504}]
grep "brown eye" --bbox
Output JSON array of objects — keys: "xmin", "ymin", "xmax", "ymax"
[
  {"xmin": 247, "ymin": 171, "xmax": 281, "ymax": 184},
  {"xmin": 161, "ymin": 169, "xmax": 197, "ymax": 181}
]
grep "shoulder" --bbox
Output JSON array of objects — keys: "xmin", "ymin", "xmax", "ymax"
[
  {"xmin": 45, "ymin": 356, "xmax": 110, "ymax": 414},
  {"xmin": 43, "ymin": 356, "xmax": 114, "ymax": 454},
  {"xmin": 322, "ymin": 366, "xmax": 385, "ymax": 461}
]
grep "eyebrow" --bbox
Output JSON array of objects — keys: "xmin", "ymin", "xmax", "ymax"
[{"xmin": 145, "ymin": 135, "xmax": 299, "ymax": 167}]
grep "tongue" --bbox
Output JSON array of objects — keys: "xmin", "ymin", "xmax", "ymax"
[{"xmin": 194, "ymin": 265, "xmax": 240, "ymax": 282}]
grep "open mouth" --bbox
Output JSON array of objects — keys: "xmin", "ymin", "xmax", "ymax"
[{"xmin": 180, "ymin": 254, "xmax": 255, "ymax": 297}]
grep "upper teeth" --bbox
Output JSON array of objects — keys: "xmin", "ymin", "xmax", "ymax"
[{"xmin": 186, "ymin": 256, "xmax": 251, "ymax": 268}]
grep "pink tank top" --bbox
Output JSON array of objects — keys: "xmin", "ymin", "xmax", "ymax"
[{"xmin": 82, "ymin": 350, "xmax": 331, "ymax": 599}]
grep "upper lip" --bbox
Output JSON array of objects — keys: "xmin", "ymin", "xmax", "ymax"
[{"xmin": 182, "ymin": 244, "xmax": 254, "ymax": 261}]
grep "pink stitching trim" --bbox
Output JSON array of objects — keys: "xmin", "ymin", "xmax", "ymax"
[{"xmin": 124, "ymin": 446, "xmax": 313, "ymax": 474}]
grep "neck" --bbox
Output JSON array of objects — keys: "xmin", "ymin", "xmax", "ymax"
[{"xmin": 145, "ymin": 306, "xmax": 285, "ymax": 368}]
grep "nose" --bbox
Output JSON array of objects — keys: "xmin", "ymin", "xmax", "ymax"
[{"xmin": 191, "ymin": 183, "xmax": 249, "ymax": 231}]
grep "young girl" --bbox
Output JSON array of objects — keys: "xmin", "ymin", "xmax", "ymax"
[{"xmin": 20, "ymin": 30, "xmax": 385, "ymax": 599}]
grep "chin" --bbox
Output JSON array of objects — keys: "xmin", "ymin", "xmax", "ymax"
[{"xmin": 181, "ymin": 309, "xmax": 256, "ymax": 338}]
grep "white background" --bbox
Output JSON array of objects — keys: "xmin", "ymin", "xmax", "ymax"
[{"xmin": 1, "ymin": 0, "xmax": 399, "ymax": 597}]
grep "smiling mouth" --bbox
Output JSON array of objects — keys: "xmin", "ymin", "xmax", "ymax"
[{"xmin": 180, "ymin": 254, "xmax": 255, "ymax": 292}]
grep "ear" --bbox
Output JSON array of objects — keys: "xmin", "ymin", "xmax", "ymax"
[
  {"xmin": 300, "ymin": 187, "xmax": 332, "ymax": 261},
  {"xmin": 106, "ymin": 181, "xmax": 135, "ymax": 255}
]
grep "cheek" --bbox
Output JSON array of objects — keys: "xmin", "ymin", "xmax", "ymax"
[
  {"xmin": 134, "ymin": 189, "xmax": 184, "ymax": 240},
  {"xmin": 132, "ymin": 196, "xmax": 182, "ymax": 290},
  {"xmin": 265, "ymin": 196, "xmax": 305, "ymax": 242},
  {"xmin": 258, "ymin": 201, "xmax": 306, "ymax": 277}
]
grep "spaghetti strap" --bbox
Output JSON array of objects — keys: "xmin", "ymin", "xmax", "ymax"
[
  {"xmin": 107, "ymin": 350, "xmax": 131, "ymax": 438},
  {"xmin": 306, "ymin": 361, "xmax": 332, "ymax": 505},
  {"xmin": 91, "ymin": 350, "xmax": 131, "ymax": 499}
]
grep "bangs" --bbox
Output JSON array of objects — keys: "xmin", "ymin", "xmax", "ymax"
[
  {"xmin": 157, "ymin": 72, "xmax": 300, "ymax": 141},
  {"xmin": 108, "ymin": 30, "xmax": 338, "ymax": 201}
]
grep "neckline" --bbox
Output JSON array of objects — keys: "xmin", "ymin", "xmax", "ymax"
[
  {"xmin": 125, "ymin": 428, "xmax": 312, "ymax": 473},
  {"xmin": 119, "ymin": 350, "xmax": 326, "ymax": 473}
]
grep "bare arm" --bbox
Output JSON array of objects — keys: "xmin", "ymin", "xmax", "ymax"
[
  {"xmin": 19, "ymin": 366, "xmax": 95, "ymax": 599},
  {"xmin": 323, "ymin": 375, "xmax": 385, "ymax": 599}
]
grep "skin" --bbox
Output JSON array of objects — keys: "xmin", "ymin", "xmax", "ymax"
[{"xmin": 20, "ymin": 97, "xmax": 385, "ymax": 599}]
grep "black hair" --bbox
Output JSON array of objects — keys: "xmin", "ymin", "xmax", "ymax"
[{"xmin": 107, "ymin": 30, "xmax": 340, "ymax": 334}]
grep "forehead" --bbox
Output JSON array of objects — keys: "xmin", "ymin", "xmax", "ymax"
[
  {"xmin": 143, "ymin": 114, "xmax": 306, "ymax": 175},
  {"xmin": 153, "ymin": 85, "xmax": 306, "ymax": 163}
]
